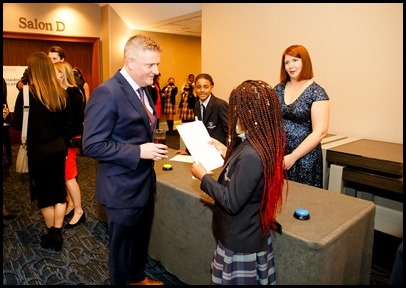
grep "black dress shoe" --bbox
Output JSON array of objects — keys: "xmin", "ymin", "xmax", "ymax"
[
  {"xmin": 64, "ymin": 208, "xmax": 74, "ymax": 221},
  {"xmin": 64, "ymin": 212, "xmax": 86, "ymax": 229}
]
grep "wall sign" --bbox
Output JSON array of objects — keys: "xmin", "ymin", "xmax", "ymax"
[
  {"xmin": 3, "ymin": 66, "xmax": 28, "ymax": 112},
  {"xmin": 19, "ymin": 17, "xmax": 65, "ymax": 32}
]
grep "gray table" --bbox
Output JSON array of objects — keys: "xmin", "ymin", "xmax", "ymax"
[{"xmin": 148, "ymin": 149, "xmax": 375, "ymax": 284}]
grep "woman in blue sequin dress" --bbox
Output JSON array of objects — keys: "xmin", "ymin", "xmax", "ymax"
[{"xmin": 274, "ymin": 45, "xmax": 330, "ymax": 188}]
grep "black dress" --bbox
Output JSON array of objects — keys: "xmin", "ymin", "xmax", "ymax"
[
  {"xmin": 11, "ymin": 89, "xmax": 70, "ymax": 208},
  {"xmin": 274, "ymin": 81, "xmax": 329, "ymax": 188}
]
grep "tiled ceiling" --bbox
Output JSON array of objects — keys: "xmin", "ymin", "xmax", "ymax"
[{"xmin": 96, "ymin": 3, "xmax": 202, "ymax": 37}]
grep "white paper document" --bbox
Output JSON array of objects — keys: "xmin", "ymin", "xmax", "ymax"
[
  {"xmin": 176, "ymin": 120, "xmax": 224, "ymax": 172},
  {"xmin": 170, "ymin": 154, "xmax": 195, "ymax": 163}
]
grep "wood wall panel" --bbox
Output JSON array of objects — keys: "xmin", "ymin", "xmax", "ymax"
[
  {"xmin": 3, "ymin": 32, "xmax": 100, "ymax": 93},
  {"xmin": 3, "ymin": 32, "xmax": 101, "ymax": 145}
]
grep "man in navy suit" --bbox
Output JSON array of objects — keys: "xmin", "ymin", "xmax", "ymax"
[{"xmin": 82, "ymin": 34, "xmax": 168, "ymax": 285}]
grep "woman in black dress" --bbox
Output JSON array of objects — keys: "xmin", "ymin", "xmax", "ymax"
[{"xmin": 11, "ymin": 52, "xmax": 70, "ymax": 251}]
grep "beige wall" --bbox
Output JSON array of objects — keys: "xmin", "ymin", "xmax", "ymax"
[
  {"xmin": 101, "ymin": 4, "xmax": 201, "ymax": 86},
  {"xmin": 3, "ymin": 3, "xmax": 101, "ymax": 37},
  {"xmin": 202, "ymin": 3, "xmax": 403, "ymax": 143},
  {"xmin": 101, "ymin": 4, "xmax": 201, "ymax": 121},
  {"xmin": 100, "ymin": 4, "xmax": 134, "ymax": 81}
]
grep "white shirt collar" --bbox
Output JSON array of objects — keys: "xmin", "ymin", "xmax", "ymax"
[
  {"xmin": 120, "ymin": 67, "xmax": 142, "ymax": 97},
  {"xmin": 200, "ymin": 94, "xmax": 212, "ymax": 107}
]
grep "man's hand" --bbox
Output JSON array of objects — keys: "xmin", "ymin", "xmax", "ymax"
[{"xmin": 140, "ymin": 142, "xmax": 168, "ymax": 162}]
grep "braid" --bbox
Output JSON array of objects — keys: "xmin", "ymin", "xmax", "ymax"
[{"xmin": 227, "ymin": 80, "xmax": 287, "ymax": 234}]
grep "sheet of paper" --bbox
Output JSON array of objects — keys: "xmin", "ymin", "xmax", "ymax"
[
  {"xmin": 170, "ymin": 154, "xmax": 195, "ymax": 163},
  {"xmin": 176, "ymin": 120, "xmax": 224, "ymax": 172}
]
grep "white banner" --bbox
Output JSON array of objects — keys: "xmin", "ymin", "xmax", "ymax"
[{"xmin": 3, "ymin": 66, "xmax": 27, "ymax": 112}]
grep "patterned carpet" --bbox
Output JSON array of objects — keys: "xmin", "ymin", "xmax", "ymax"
[
  {"xmin": 3, "ymin": 131, "xmax": 401, "ymax": 284},
  {"xmin": 3, "ymin": 132, "xmax": 183, "ymax": 285}
]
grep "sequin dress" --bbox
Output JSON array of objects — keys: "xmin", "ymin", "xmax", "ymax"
[{"xmin": 274, "ymin": 81, "xmax": 329, "ymax": 188}]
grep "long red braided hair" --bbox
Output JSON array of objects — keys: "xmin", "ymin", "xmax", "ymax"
[{"xmin": 225, "ymin": 80, "xmax": 288, "ymax": 234}]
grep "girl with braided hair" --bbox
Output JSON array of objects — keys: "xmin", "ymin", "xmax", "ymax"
[{"xmin": 191, "ymin": 80, "xmax": 287, "ymax": 285}]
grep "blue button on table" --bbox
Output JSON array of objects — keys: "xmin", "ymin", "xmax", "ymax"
[{"xmin": 293, "ymin": 208, "xmax": 310, "ymax": 220}]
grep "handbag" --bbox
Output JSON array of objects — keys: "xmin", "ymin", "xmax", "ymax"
[{"xmin": 16, "ymin": 85, "xmax": 29, "ymax": 173}]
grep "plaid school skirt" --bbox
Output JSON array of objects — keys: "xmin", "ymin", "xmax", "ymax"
[
  {"xmin": 163, "ymin": 98, "xmax": 176, "ymax": 115},
  {"xmin": 179, "ymin": 104, "xmax": 195, "ymax": 121},
  {"xmin": 211, "ymin": 235, "xmax": 276, "ymax": 285}
]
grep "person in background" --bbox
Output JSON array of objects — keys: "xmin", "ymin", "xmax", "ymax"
[
  {"xmin": 191, "ymin": 80, "xmax": 287, "ymax": 285},
  {"xmin": 194, "ymin": 73, "xmax": 228, "ymax": 145},
  {"xmin": 2, "ymin": 78, "xmax": 12, "ymax": 171},
  {"xmin": 82, "ymin": 34, "xmax": 167, "ymax": 285},
  {"xmin": 149, "ymin": 73, "xmax": 162, "ymax": 129},
  {"xmin": 54, "ymin": 61, "xmax": 86, "ymax": 229},
  {"xmin": 73, "ymin": 66, "xmax": 90, "ymax": 104},
  {"xmin": 11, "ymin": 52, "xmax": 70, "ymax": 251},
  {"xmin": 3, "ymin": 77, "xmax": 17, "ymax": 222},
  {"xmin": 178, "ymin": 82, "xmax": 197, "ymax": 123},
  {"xmin": 181, "ymin": 73, "xmax": 196, "ymax": 95},
  {"xmin": 176, "ymin": 73, "xmax": 229, "ymax": 155},
  {"xmin": 161, "ymin": 77, "xmax": 178, "ymax": 135},
  {"xmin": 16, "ymin": 46, "xmax": 66, "ymax": 91},
  {"xmin": 274, "ymin": 44, "xmax": 330, "ymax": 188},
  {"xmin": 71, "ymin": 67, "xmax": 88, "ymax": 156}
]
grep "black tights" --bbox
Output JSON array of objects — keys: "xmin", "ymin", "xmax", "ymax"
[{"xmin": 167, "ymin": 120, "xmax": 174, "ymax": 133}]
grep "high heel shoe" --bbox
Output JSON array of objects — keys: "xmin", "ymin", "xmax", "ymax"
[
  {"xmin": 64, "ymin": 212, "xmax": 86, "ymax": 229},
  {"xmin": 64, "ymin": 208, "xmax": 74, "ymax": 221}
]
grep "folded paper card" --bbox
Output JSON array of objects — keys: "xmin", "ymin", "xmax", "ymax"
[{"xmin": 170, "ymin": 154, "xmax": 195, "ymax": 163}]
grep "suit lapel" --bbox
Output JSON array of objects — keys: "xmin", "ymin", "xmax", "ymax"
[
  {"xmin": 204, "ymin": 95, "xmax": 216, "ymax": 121},
  {"xmin": 114, "ymin": 73, "xmax": 153, "ymax": 131},
  {"xmin": 221, "ymin": 140, "xmax": 245, "ymax": 172}
]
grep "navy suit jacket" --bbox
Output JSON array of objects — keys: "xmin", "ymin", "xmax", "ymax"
[
  {"xmin": 194, "ymin": 94, "xmax": 229, "ymax": 145},
  {"xmin": 200, "ymin": 140, "xmax": 267, "ymax": 253},
  {"xmin": 82, "ymin": 70, "xmax": 157, "ymax": 208}
]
